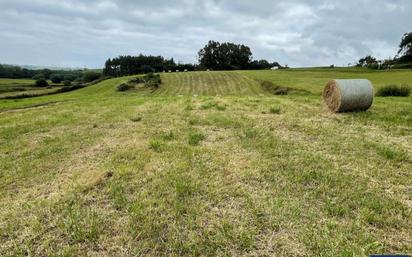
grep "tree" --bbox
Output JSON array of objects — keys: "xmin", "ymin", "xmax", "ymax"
[
  {"xmin": 82, "ymin": 71, "xmax": 101, "ymax": 82},
  {"xmin": 50, "ymin": 74, "xmax": 64, "ymax": 83},
  {"xmin": 198, "ymin": 41, "xmax": 252, "ymax": 70},
  {"xmin": 32, "ymin": 74, "xmax": 45, "ymax": 80},
  {"xmin": 397, "ymin": 32, "xmax": 412, "ymax": 63},
  {"xmin": 103, "ymin": 55, "xmax": 178, "ymax": 77},
  {"xmin": 357, "ymin": 55, "xmax": 378, "ymax": 67},
  {"xmin": 35, "ymin": 78, "xmax": 48, "ymax": 87}
]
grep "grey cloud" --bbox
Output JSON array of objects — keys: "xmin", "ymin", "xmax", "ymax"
[{"xmin": 0, "ymin": 0, "xmax": 410, "ymax": 68}]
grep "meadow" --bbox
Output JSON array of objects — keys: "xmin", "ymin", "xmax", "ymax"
[
  {"xmin": 0, "ymin": 78, "xmax": 64, "ymax": 99},
  {"xmin": 0, "ymin": 69, "xmax": 411, "ymax": 256}
]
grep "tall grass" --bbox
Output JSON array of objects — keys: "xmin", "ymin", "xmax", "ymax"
[{"xmin": 375, "ymin": 84, "xmax": 410, "ymax": 97}]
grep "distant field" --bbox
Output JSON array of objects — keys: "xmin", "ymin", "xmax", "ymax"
[
  {"xmin": 0, "ymin": 69, "xmax": 411, "ymax": 256},
  {"xmin": 242, "ymin": 68, "xmax": 412, "ymax": 94},
  {"xmin": 0, "ymin": 78, "xmax": 65, "ymax": 99},
  {"xmin": 0, "ymin": 78, "xmax": 34, "ymax": 86}
]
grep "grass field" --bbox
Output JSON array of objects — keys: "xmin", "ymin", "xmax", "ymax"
[
  {"xmin": 0, "ymin": 69, "xmax": 411, "ymax": 256},
  {"xmin": 0, "ymin": 78, "xmax": 64, "ymax": 99}
]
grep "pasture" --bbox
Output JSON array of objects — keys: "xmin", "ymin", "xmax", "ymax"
[
  {"xmin": 0, "ymin": 69, "xmax": 411, "ymax": 256},
  {"xmin": 0, "ymin": 78, "xmax": 64, "ymax": 99}
]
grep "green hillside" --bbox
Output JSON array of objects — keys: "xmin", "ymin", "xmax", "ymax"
[{"xmin": 154, "ymin": 71, "xmax": 266, "ymax": 96}]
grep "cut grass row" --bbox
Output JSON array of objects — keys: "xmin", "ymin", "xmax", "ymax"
[{"xmin": 155, "ymin": 71, "xmax": 267, "ymax": 96}]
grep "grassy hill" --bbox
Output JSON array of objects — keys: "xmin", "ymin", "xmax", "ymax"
[
  {"xmin": 154, "ymin": 71, "xmax": 266, "ymax": 96},
  {"xmin": 0, "ymin": 69, "xmax": 411, "ymax": 256}
]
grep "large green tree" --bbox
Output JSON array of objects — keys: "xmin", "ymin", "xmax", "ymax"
[
  {"xmin": 357, "ymin": 55, "xmax": 378, "ymax": 67},
  {"xmin": 397, "ymin": 32, "xmax": 412, "ymax": 63},
  {"xmin": 198, "ymin": 41, "xmax": 253, "ymax": 70}
]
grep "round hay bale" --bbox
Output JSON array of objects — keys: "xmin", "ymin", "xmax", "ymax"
[{"xmin": 323, "ymin": 79, "xmax": 373, "ymax": 112}]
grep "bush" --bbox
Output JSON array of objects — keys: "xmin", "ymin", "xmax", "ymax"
[
  {"xmin": 128, "ymin": 77, "xmax": 142, "ymax": 84},
  {"xmin": 146, "ymin": 79, "xmax": 160, "ymax": 89},
  {"xmin": 50, "ymin": 74, "xmax": 64, "ymax": 83},
  {"xmin": 35, "ymin": 78, "xmax": 48, "ymax": 87},
  {"xmin": 261, "ymin": 81, "xmax": 288, "ymax": 95},
  {"xmin": 117, "ymin": 83, "xmax": 133, "ymax": 92},
  {"xmin": 392, "ymin": 63, "xmax": 412, "ymax": 69},
  {"xmin": 82, "ymin": 71, "xmax": 102, "ymax": 83},
  {"xmin": 63, "ymin": 80, "xmax": 72, "ymax": 87},
  {"xmin": 376, "ymin": 85, "xmax": 411, "ymax": 97},
  {"xmin": 143, "ymin": 73, "xmax": 161, "ymax": 89}
]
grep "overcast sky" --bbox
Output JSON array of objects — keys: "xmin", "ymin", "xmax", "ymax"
[{"xmin": 0, "ymin": 0, "xmax": 410, "ymax": 68}]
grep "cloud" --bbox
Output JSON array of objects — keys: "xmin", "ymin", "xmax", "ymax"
[{"xmin": 0, "ymin": 0, "xmax": 410, "ymax": 68}]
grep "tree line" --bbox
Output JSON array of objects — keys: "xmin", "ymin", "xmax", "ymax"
[
  {"xmin": 103, "ymin": 42, "xmax": 281, "ymax": 77},
  {"xmin": 0, "ymin": 64, "xmax": 103, "ymax": 83},
  {"xmin": 356, "ymin": 32, "xmax": 412, "ymax": 69}
]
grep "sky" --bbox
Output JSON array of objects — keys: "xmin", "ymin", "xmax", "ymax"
[{"xmin": 0, "ymin": 0, "xmax": 411, "ymax": 68}]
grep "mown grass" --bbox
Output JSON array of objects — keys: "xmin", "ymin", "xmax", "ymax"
[
  {"xmin": 0, "ymin": 78, "xmax": 66, "ymax": 99},
  {"xmin": 0, "ymin": 69, "xmax": 411, "ymax": 256}
]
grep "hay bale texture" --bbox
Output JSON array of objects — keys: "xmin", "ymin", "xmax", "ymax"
[{"xmin": 323, "ymin": 79, "xmax": 373, "ymax": 112}]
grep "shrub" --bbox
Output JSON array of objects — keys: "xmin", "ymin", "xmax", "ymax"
[
  {"xmin": 261, "ymin": 81, "xmax": 289, "ymax": 95},
  {"xmin": 376, "ymin": 85, "xmax": 411, "ymax": 97},
  {"xmin": 82, "ymin": 71, "xmax": 102, "ymax": 83},
  {"xmin": 146, "ymin": 79, "xmax": 160, "ymax": 89},
  {"xmin": 35, "ymin": 78, "xmax": 48, "ymax": 87},
  {"xmin": 63, "ymin": 80, "xmax": 72, "ymax": 87},
  {"xmin": 128, "ymin": 77, "xmax": 142, "ymax": 84},
  {"xmin": 117, "ymin": 83, "xmax": 133, "ymax": 92},
  {"xmin": 143, "ymin": 73, "xmax": 161, "ymax": 89},
  {"xmin": 144, "ymin": 73, "xmax": 161, "ymax": 83}
]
